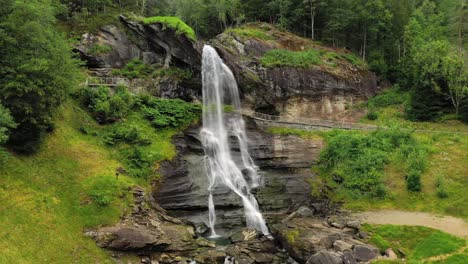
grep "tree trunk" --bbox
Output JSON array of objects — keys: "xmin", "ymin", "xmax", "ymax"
[
  {"xmin": 362, "ymin": 28, "xmax": 367, "ymax": 61},
  {"xmin": 311, "ymin": 6, "xmax": 315, "ymax": 40}
]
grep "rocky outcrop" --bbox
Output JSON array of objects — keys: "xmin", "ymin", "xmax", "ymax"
[
  {"xmin": 154, "ymin": 117, "xmax": 324, "ymax": 236},
  {"xmin": 273, "ymin": 216, "xmax": 382, "ymax": 264},
  {"xmin": 211, "ymin": 23, "xmax": 378, "ymax": 121}
]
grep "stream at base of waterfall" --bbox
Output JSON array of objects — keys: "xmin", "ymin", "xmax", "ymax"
[{"xmin": 200, "ymin": 45, "xmax": 270, "ymax": 240}]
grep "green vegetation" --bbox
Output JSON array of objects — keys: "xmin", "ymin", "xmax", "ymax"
[
  {"xmin": 260, "ymin": 48, "xmax": 366, "ymax": 69},
  {"xmin": 319, "ymin": 127, "xmax": 427, "ymax": 198},
  {"xmin": 226, "ymin": 26, "xmax": 273, "ymax": 40},
  {"xmin": 139, "ymin": 16, "xmax": 196, "ymax": 41},
  {"xmin": 77, "ymin": 85, "xmax": 134, "ymax": 124},
  {"xmin": 112, "ymin": 58, "xmax": 154, "ymax": 79},
  {"xmin": 88, "ymin": 44, "xmax": 113, "ymax": 55},
  {"xmin": 260, "ymin": 49, "xmax": 322, "ymax": 68},
  {"xmin": 138, "ymin": 95, "xmax": 201, "ymax": 129},
  {"xmin": 0, "ymin": 0, "xmax": 81, "ymax": 153},
  {"xmin": 0, "ymin": 104, "xmax": 136, "ymax": 263},
  {"xmin": 0, "ymin": 105, "xmax": 16, "ymax": 163},
  {"xmin": 363, "ymin": 224, "xmax": 466, "ymax": 262}
]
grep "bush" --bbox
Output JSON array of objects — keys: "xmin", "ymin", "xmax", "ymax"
[
  {"xmin": 117, "ymin": 58, "xmax": 154, "ymax": 79},
  {"xmin": 103, "ymin": 125, "xmax": 151, "ymax": 146},
  {"xmin": 85, "ymin": 175, "xmax": 131, "ymax": 207},
  {"xmin": 366, "ymin": 111, "xmax": 379, "ymax": 120},
  {"xmin": 88, "ymin": 44, "xmax": 112, "ymax": 55},
  {"xmin": 153, "ymin": 67, "xmax": 193, "ymax": 80},
  {"xmin": 319, "ymin": 127, "xmax": 423, "ymax": 198},
  {"xmin": 78, "ymin": 85, "xmax": 134, "ymax": 123},
  {"xmin": 138, "ymin": 96, "xmax": 201, "ymax": 129},
  {"xmin": 260, "ymin": 49, "xmax": 322, "ymax": 68},
  {"xmin": 406, "ymin": 170, "xmax": 422, "ymax": 192},
  {"xmin": 368, "ymin": 86, "xmax": 410, "ymax": 108},
  {"xmin": 124, "ymin": 146, "xmax": 161, "ymax": 178},
  {"xmin": 0, "ymin": 105, "xmax": 16, "ymax": 145},
  {"xmin": 435, "ymin": 176, "xmax": 449, "ymax": 199}
]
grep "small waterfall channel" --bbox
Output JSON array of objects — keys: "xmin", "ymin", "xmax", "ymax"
[{"xmin": 200, "ymin": 45, "xmax": 269, "ymax": 237}]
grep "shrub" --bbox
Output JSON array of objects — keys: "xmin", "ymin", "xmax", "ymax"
[
  {"xmin": 78, "ymin": 85, "xmax": 134, "ymax": 123},
  {"xmin": 104, "ymin": 125, "xmax": 151, "ymax": 146},
  {"xmin": 124, "ymin": 146, "xmax": 161, "ymax": 178},
  {"xmin": 366, "ymin": 111, "xmax": 379, "ymax": 120},
  {"xmin": 406, "ymin": 170, "xmax": 422, "ymax": 192},
  {"xmin": 0, "ymin": 105, "xmax": 16, "ymax": 164},
  {"xmin": 88, "ymin": 44, "xmax": 112, "ymax": 55},
  {"xmin": 368, "ymin": 86, "xmax": 410, "ymax": 108},
  {"xmin": 342, "ymin": 53, "xmax": 366, "ymax": 66},
  {"xmin": 435, "ymin": 176, "xmax": 449, "ymax": 198},
  {"xmin": 118, "ymin": 58, "xmax": 154, "ymax": 79},
  {"xmin": 260, "ymin": 49, "xmax": 322, "ymax": 68},
  {"xmin": 319, "ymin": 127, "xmax": 423, "ymax": 198},
  {"xmin": 84, "ymin": 175, "xmax": 131, "ymax": 207},
  {"xmin": 138, "ymin": 96, "xmax": 201, "ymax": 129}
]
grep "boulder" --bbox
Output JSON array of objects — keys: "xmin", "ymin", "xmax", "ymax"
[
  {"xmin": 353, "ymin": 245, "xmax": 380, "ymax": 262},
  {"xmin": 333, "ymin": 240, "xmax": 353, "ymax": 252},
  {"xmin": 385, "ymin": 248, "xmax": 398, "ymax": 259},
  {"xmin": 345, "ymin": 220, "xmax": 361, "ymax": 230},
  {"xmin": 342, "ymin": 250, "xmax": 358, "ymax": 264},
  {"xmin": 230, "ymin": 228, "xmax": 258, "ymax": 243},
  {"xmin": 306, "ymin": 251, "xmax": 343, "ymax": 264}
]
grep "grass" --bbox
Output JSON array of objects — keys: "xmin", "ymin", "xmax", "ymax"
[
  {"xmin": 0, "ymin": 100, "xmax": 182, "ymax": 263},
  {"xmin": 226, "ymin": 26, "xmax": 273, "ymax": 40},
  {"xmin": 139, "ymin": 16, "xmax": 196, "ymax": 41},
  {"xmin": 363, "ymin": 224, "xmax": 466, "ymax": 263},
  {"xmin": 260, "ymin": 48, "xmax": 366, "ymax": 69}
]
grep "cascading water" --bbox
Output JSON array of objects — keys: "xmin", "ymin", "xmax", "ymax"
[{"xmin": 201, "ymin": 45, "xmax": 269, "ymax": 237}]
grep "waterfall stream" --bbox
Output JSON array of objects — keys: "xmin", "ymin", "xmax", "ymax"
[{"xmin": 201, "ymin": 45, "xmax": 269, "ymax": 237}]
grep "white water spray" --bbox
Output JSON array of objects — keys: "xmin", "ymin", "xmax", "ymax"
[{"xmin": 201, "ymin": 45, "xmax": 269, "ymax": 237}]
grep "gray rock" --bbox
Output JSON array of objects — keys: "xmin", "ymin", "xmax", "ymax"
[
  {"xmin": 331, "ymin": 222, "xmax": 345, "ymax": 229},
  {"xmin": 359, "ymin": 231, "xmax": 369, "ymax": 239},
  {"xmin": 230, "ymin": 228, "xmax": 258, "ymax": 243},
  {"xmin": 306, "ymin": 251, "xmax": 343, "ymax": 264},
  {"xmin": 333, "ymin": 240, "xmax": 353, "ymax": 252},
  {"xmin": 353, "ymin": 245, "xmax": 380, "ymax": 262},
  {"xmin": 296, "ymin": 206, "xmax": 315, "ymax": 217},
  {"xmin": 346, "ymin": 220, "xmax": 361, "ymax": 230},
  {"xmin": 342, "ymin": 250, "xmax": 358, "ymax": 264},
  {"xmin": 385, "ymin": 248, "xmax": 398, "ymax": 259}
]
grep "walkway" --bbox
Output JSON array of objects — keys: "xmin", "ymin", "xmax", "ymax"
[
  {"xmin": 85, "ymin": 77, "xmax": 130, "ymax": 87},
  {"xmin": 352, "ymin": 210, "xmax": 468, "ymax": 238},
  {"xmin": 240, "ymin": 109, "xmax": 468, "ymax": 135}
]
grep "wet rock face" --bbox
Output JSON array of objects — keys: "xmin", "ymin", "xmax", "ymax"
[{"xmin": 154, "ymin": 119, "xmax": 324, "ymax": 236}]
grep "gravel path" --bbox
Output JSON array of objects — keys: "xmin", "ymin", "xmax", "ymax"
[{"xmin": 353, "ymin": 210, "xmax": 468, "ymax": 238}]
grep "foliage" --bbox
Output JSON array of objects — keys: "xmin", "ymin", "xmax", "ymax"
[
  {"xmin": 114, "ymin": 58, "xmax": 154, "ymax": 79},
  {"xmin": 0, "ymin": 104, "xmax": 15, "ymax": 146},
  {"xmin": 0, "ymin": 1, "xmax": 81, "ymax": 153},
  {"xmin": 138, "ymin": 95, "xmax": 201, "ymax": 129},
  {"xmin": 103, "ymin": 125, "xmax": 151, "ymax": 146},
  {"xmin": 366, "ymin": 111, "xmax": 379, "ymax": 120},
  {"xmin": 260, "ymin": 49, "xmax": 322, "ymax": 68},
  {"xmin": 78, "ymin": 85, "xmax": 134, "ymax": 123},
  {"xmin": 363, "ymin": 224, "xmax": 466, "ymax": 261},
  {"xmin": 226, "ymin": 26, "xmax": 273, "ymax": 40},
  {"xmin": 319, "ymin": 127, "xmax": 426, "ymax": 198},
  {"xmin": 140, "ymin": 16, "xmax": 196, "ymax": 41},
  {"xmin": 435, "ymin": 175, "xmax": 449, "ymax": 199},
  {"xmin": 84, "ymin": 175, "xmax": 131, "ymax": 206},
  {"xmin": 368, "ymin": 87, "xmax": 410, "ymax": 108},
  {"xmin": 0, "ymin": 103, "xmax": 137, "ymax": 263},
  {"xmin": 88, "ymin": 43, "xmax": 112, "ymax": 55}
]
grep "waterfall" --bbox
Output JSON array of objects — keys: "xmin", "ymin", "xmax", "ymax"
[{"xmin": 201, "ymin": 45, "xmax": 269, "ymax": 237}]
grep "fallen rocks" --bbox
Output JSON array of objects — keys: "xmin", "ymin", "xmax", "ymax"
[
  {"xmin": 385, "ymin": 248, "xmax": 398, "ymax": 259},
  {"xmin": 353, "ymin": 245, "xmax": 380, "ymax": 262},
  {"xmin": 306, "ymin": 251, "xmax": 343, "ymax": 264}
]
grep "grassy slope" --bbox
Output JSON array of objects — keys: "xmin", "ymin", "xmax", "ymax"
[
  {"xmin": 365, "ymin": 224, "xmax": 467, "ymax": 264},
  {"xmin": 267, "ymin": 90, "xmax": 468, "ymax": 219},
  {"xmin": 0, "ymin": 102, "xmax": 176, "ymax": 263}
]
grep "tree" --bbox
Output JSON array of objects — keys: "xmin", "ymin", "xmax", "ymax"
[
  {"xmin": 441, "ymin": 50, "xmax": 467, "ymax": 115},
  {"xmin": 0, "ymin": 104, "xmax": 15, "ymax": 146},
  {"xmin": 0, "ymin": 1, "xmax": 81, "ymax": 153},
  {"xmin": 304, "ymin": 0, "xmax": 327, "ymax": 40}
]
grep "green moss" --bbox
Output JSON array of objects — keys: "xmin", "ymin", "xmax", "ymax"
[
  {"xmin": 260, "ymin": 49, "xmax": 322, "ymax": 68},
  {"xmin": 139, "ymin": 16, "xmax": 196, "ymax": 41},
  {"xmin": 285, "ymin": 228, "xmax": 300, "ymax": 243}
]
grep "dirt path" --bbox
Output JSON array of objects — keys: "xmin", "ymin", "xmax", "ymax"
[{"xmin": 352, "ymin": 210, "xmax": 468, "ymax": 238}]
